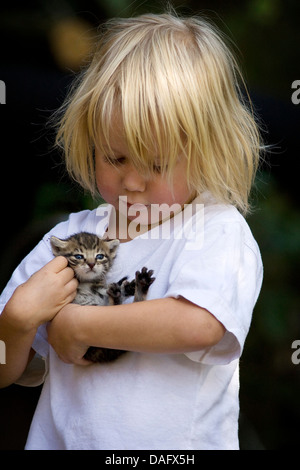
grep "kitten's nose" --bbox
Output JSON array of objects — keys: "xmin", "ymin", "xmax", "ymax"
[{"xmin": 88, "ymin": 262, "xmax": 95, "ymax": 269}]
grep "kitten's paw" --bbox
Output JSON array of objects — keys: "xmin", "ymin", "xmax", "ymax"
[
  {"xmin": 122, "ymin": 279, "xmax": 136, "ymax": 297},
  {"xmin": 135, "ymin": 267, "xmax": 155, "ymax": 294},
  {"xmin": 107, "ymin": 282, "xmax": 122, "ymax": 301},
  {"xmin": 117, "ymin": 276, "xmax": 128, "ymax": 286}
]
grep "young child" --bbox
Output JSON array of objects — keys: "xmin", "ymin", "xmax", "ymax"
[{"xmin": 0, "ymin": 12, "xmax": 263, "ymax": 450}]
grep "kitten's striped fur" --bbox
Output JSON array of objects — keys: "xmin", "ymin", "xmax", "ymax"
[{"xmin": 50, "ymin": 232, "xmax": 155, "ymax": 363}]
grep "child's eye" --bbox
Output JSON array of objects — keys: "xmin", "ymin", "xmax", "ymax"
[
  {"xmin": 96, "ymin": 254, "xmax": 105, "ymax": 260},
  {"xmin": 152, "ymin": 162, "xmax": 167, "ymax": 174},
  {"xmin": 115, "ymin": 157, "xmax": 126, "ymax": 165},
  {"xmin": 74, "ymin": 254, "xmax": 84, "ymax": 260},
  {"xmin": 153, "ymin": 164, "xmax": 162, "ymax": 173},
  {"xmin": 104, "ymin": 156, "xmax": 126, "ymax": 166}
]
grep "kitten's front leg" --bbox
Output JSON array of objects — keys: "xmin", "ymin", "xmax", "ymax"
[
  {"xmin": 121, "ymin": 279, "xmax": 136, "ymax": 297},
  {"xmin": 107, "ymin": 282, "xmax": 123, "ymax": 306},
  {"xmin": 134, "ymin": 267, "xmax": 155, "ymax": 302},
  {"xmin": 107, "ymin": 277, "xmax": 135, "ymax": 305},
  {"xmin": 107, "ymin": 268, "xmax": 155, "ymax": 305}
]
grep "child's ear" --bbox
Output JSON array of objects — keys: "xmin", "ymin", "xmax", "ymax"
[
  {"xmin": 50, "ymin": 236, "xmax": 68, "ymax": 256},
  {"xmin": 106, "ymin": 239, "xmax": 120, "ymax": 258}
]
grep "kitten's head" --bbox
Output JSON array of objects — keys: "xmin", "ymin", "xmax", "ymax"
[{"xmin": 50, "ymin": 232, "xmax": 120, "ymax": 282}]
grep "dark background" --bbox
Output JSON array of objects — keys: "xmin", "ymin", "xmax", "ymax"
[{"xmin": 0, "ymin": 0, "xmax": 299, "ymax": 450}]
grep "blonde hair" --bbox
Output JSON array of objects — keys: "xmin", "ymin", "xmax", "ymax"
[{"xmin": 55, "ymin": 12, "xmax": 263, "ymax": 214}]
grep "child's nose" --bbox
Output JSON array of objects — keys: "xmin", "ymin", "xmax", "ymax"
[{"xmin": 122, "ymin": 164, "xmax": 146, "ymax": 192}]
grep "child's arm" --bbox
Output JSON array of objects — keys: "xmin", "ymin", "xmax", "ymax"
[
  {"xmin": 47, "ymin": 297, "xmax": 226, "ymax": 364},
  {"xmin": 0, "ymin": 257, "xmax": 78, "ymax": 388}
]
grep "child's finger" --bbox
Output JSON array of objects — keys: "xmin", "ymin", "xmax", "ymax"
[
  {"xmin": 65, "ymin": 278, "xmax": 78, "ymax": 295},
  {"xmin": 58, "ymin": 266, "xmax": 77, "ymax": 285},
  {"xmin": 46, "ymin": 255, "xmax": 69, "ymax": 272}
]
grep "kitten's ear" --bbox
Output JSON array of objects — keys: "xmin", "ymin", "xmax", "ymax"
[
  {"xmin": 106, "ymin": 239, "xmax": 120, "ymax": 258},
  {"xmin": 50, "ymin": 236, "xmax": 69, "ymax": 256}
]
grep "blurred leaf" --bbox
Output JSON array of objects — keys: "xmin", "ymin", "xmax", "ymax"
[{"xmin": 248, "ymin": 0, "xmax": 281, "ymax": 24}]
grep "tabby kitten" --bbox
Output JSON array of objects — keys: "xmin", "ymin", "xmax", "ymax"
[{"xmin": 50, "ymin": 232, "xmax": 155, "ymax": 363}]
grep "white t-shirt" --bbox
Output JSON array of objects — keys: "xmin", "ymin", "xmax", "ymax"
[{"xmin": 0, "ymin": 196, "xmax": 263, "ymax": 450}]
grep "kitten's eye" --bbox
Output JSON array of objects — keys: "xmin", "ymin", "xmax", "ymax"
[
  {"xmin": 96, "ymin": 254, "xmax": 104, "ymax": 260},
  {"xmin": 74, "ymin": 254, "xmax": 84, "ymax": 260}
]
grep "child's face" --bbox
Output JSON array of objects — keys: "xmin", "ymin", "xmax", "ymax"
[{"xmin": 95, "ymin": 125, "xmax": 195, "ymax": 228}]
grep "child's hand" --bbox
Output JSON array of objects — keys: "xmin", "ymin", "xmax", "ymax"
[{"xmin": 6, "ymin": 256, "xmax": 78, "ymax": 332}]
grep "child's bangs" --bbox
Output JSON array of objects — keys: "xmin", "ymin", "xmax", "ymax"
[
  {"xmin": 122, "ymin": 99, "xmax": 184, "ymax": 181},
  {"xmin": 93, "ymin": 74, "xmax": 184, "ymax": 181}
]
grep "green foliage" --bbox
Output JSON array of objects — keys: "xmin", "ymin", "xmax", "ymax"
[
  {"xmin": 32, "ymin": 182, "xmax": 101, "ymax": 221},
  {"xmin": 241, "ymin": 173, "xmax": 300, "ymax": 448}
]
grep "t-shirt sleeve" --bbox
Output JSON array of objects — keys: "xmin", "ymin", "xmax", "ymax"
[{"xmin": 164, "ymin": 220, "xmax": 263, "ymax": 365}]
